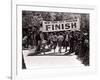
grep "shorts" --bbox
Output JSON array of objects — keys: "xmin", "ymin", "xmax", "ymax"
[{"xmin": 58, "ymin": 41, "xmax": 63, "ymax": 47}]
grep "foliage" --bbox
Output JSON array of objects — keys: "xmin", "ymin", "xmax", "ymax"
[{"xmin": 22, "ymin": 11, "xmax": 89, "ymax": 32}]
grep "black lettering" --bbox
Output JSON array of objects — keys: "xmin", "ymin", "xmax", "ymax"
[
  {"xmin": 62, "ymin": 24, "xmax": 64, "ymax": 29},
  {"xmin": 71, "ymin": 22, "xmax": 76, "ymax": 28},
  {"xmin": 52, "ymin": 25, "xmax": 55, "ymax": 30},
  {"xmin": 45, "ymin": 21, "xmax": 50, "ymax": 24},
  {"xmin": 65, "ymin": 23, "xmax": 70, "ymax": 29},
  {"xmin": 55, "ymin": 24, "xmax": 60, "ymax": 30},
  {"xmin": 46, "ymin": 25, "xmax": 51, "ymax": 31}
]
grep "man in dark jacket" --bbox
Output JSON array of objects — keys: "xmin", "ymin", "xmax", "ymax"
[
  {"xmin": 69, "ymin": 31, "xmax": 75, "ymax": 53},
  {"xmin": 34, "ymin": 30, "xmax": 42, "ymax": 55}
]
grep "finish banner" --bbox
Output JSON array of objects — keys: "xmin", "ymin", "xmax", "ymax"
[{"xmin": 42, "ymin": 19, "xmax": 80, "ymax": 32}]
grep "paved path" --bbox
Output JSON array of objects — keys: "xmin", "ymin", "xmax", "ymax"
[{"xmin": 23, "ymin": 47, "xmax": 84, "ymax": 69}]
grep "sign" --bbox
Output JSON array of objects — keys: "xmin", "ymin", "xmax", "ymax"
[{"xmin": 42, "ymin": 19, "xmax": 80, "ymax": 32}]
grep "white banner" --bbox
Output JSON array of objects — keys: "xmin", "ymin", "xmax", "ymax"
[{"xmin": 42, "ymin": 19, "xmax": 80, "ymax": 32}]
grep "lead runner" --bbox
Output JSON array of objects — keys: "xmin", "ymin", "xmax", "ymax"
[{"xmin": 58, "ymin": 33, "xmax": 64, "ymax": 53}]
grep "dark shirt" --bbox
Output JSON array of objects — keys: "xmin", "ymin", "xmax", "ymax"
[{"xmin": 36, "ymin": 33, "xmax": 41, "ymax": 41}]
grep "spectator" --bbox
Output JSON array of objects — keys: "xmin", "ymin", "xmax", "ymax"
[
  {"xmin": 69, "ymin": 31, "xmax": 75, "ymax": 53},
  {"xmin": 34, "ymin": 30, "xmax": 42, "ymax": 55},
  {"xmin": 22, "ymin": 36, "xmax": 28, "ymax": 49}
]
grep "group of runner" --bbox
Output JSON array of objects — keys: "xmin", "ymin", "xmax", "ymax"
[
  {"xmin": 22, "ymin": 29, "xmax": 89, "ymax": 65},
  {"xmin": 43, "ymin": 32, "xmax": 69, "ymax": 53}
]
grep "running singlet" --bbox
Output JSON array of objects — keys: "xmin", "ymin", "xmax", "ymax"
[
  {"xmin": 52, "ymin": 35, "xmax": 58, "ymax": 42},
  {"xmin": 58, "ymin": 35, "xmax": 64, "ymax": 42}
]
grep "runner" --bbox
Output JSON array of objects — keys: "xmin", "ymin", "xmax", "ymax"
[
  {"xmin": 52, "ymin": 33, "xmax": 58, "ymax": 53},
  {"xmin": 58, "ymin": 33, "xmax": 64, "ymax": 53},
  {"xmin": 65, "ymin": 31, "xmax": 69, "ymax": 52}
]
